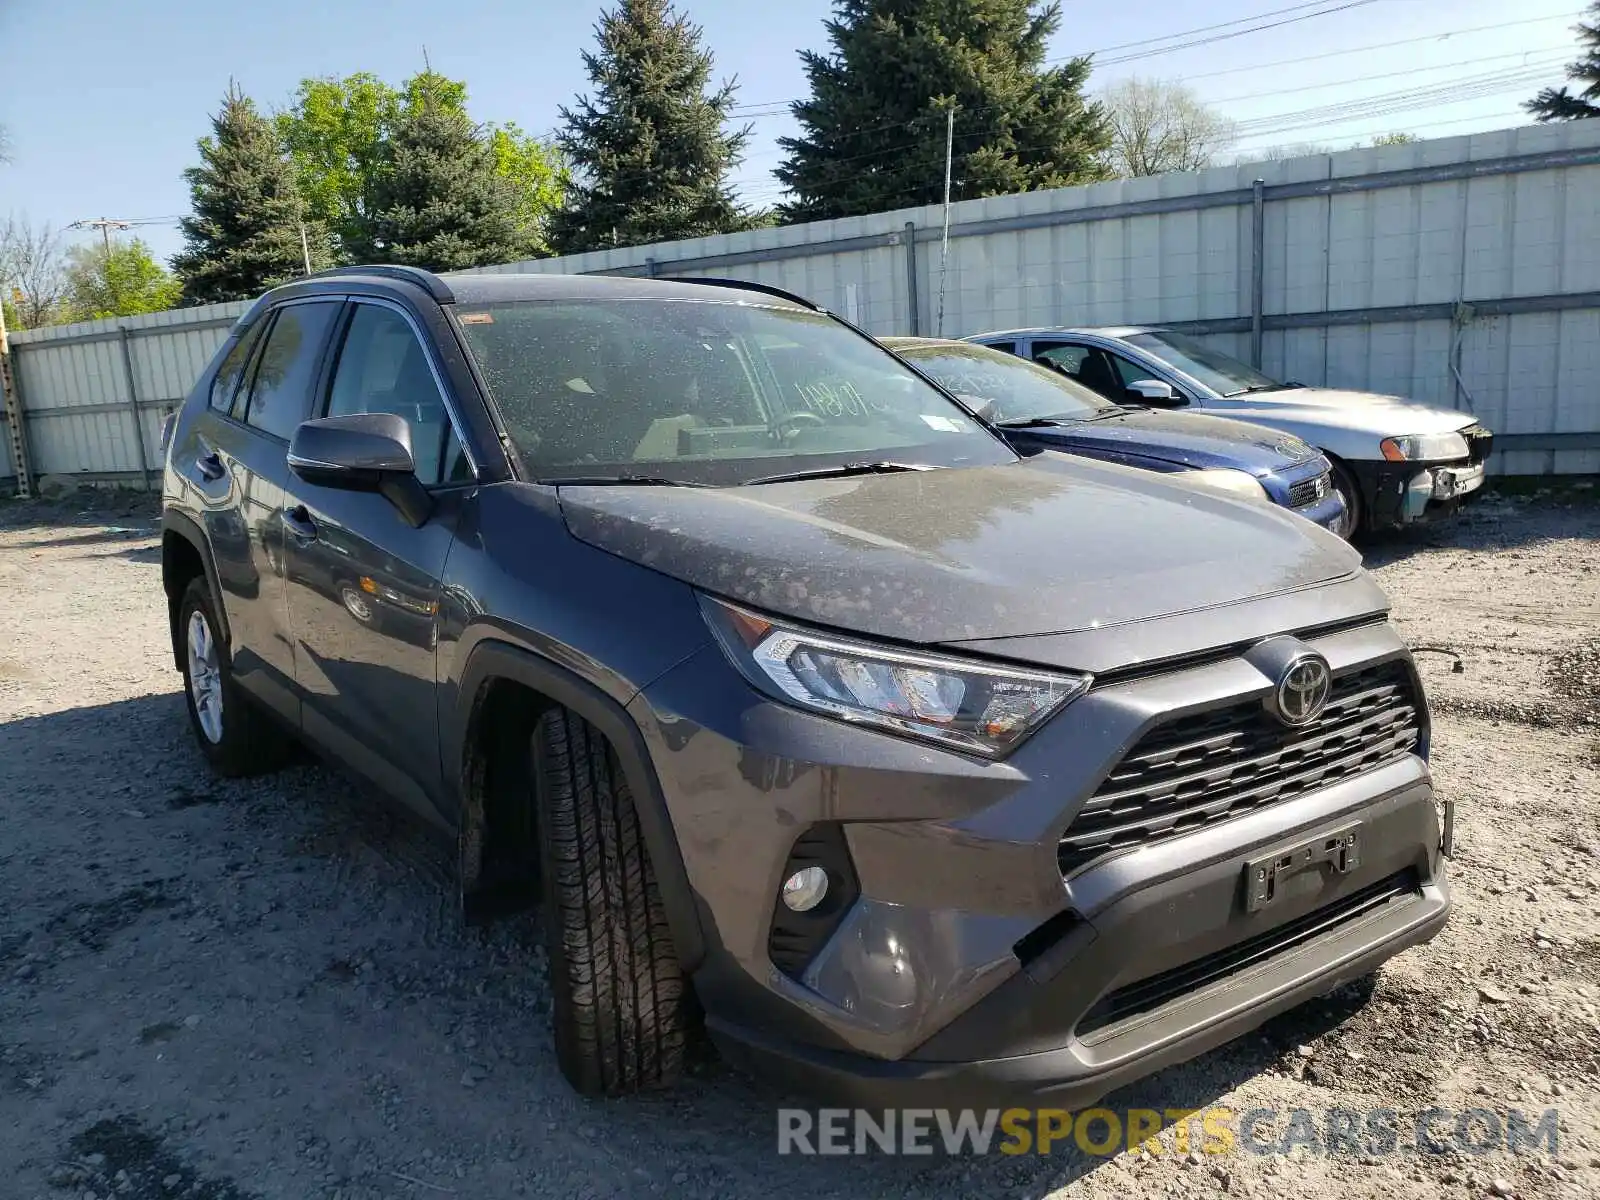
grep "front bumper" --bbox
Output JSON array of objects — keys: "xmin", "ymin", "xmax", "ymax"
[
  {"xmin": 631, "ymin": 614, "xmax": 1449, "ymax": 1104},
  {"xmin": 1354, "ymin": 457, "xmax": 1487, "ymax": 529},
  {"xmin": 714, "ymin": 861, "xmax": 1447, "ymax": 1109}
]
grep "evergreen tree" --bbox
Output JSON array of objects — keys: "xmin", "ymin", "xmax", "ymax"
[
  {"xmin": 1526, "ymin": 3, "xmax": 1600, "ymax": 122},
  {"xmin": 350, "ymin": 78, "xmax": 533, "ymax": 271},
  {"xmin": 776, "ymin": 0, "xmax": 1109, "ymax": 222},
  {"xmin": 549, "ymin": 0, "xmax": 752, "ymax": 254},
  {"xmin": 173, "ymin": 86, "xmax": 331, "ymax": 304}
]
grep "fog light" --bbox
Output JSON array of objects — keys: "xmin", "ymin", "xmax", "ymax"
[{"xmin": 782, "ymin": 866, "xmax": 829, "ymax": 912}]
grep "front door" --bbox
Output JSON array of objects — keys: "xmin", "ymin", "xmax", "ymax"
[
  {"xmin": 283, "ymin": 299, "xmax": 472, "ymax": 827},
  {"xmin": 194, "ymin": 299, "xmax": 343, "ymax": 723}
]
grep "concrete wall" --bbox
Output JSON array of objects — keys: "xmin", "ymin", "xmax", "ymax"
[{"xmin": 5, "ymin": 119, "xmax": 1598, "ymax": 489}]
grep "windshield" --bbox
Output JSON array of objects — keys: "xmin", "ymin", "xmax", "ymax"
[
  {"xmin": 1123, "ymin": 331, "xmax": 1285, "ymax": 397},
  {"xmin": 453, "ymin": 299, "xmax": 1014, "ymax": 485},
  {"xmin": 896, "ymin": 342, "xmax": 1114, "ymax": 423}
]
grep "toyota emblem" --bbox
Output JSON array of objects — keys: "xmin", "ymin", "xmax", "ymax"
[{"xmin": 1273, "ymin": 655, "xmax": 1332, "ymax": 726}]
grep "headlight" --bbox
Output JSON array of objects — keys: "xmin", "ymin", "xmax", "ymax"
[
  {"xmin": 1181, "ymin": 468, "xmax": 1271, "ymax": 503},
  {"xmin": 1380, "ymin": 432, "xmax": 1468, "ymax": 462},
  {"xmin": 701, "ymin": 598, "xmax": 1089, "ymax": 757}
]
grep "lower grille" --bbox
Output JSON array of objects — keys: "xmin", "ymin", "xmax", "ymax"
[
  {"xmin": 1077, "ymin": 869, "xmax": 1420, "ymax": 1036},
  {"xmin": 1059, "ymin": 659, "xmax": 1422, "ymax": 876},
  {"xmin": 1286, "ymin": 471, "xmax": 1329, "ymax": 509}
]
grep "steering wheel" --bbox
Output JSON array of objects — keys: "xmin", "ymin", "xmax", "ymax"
[{"xmin": 774, "ymin": 410, "xmax": 827, "ymax": 440}]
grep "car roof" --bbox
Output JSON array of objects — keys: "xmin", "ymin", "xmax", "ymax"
[
  {"xmin": 878, "ymin": 336, "xmax": 968, "ymax": 350},
  {"xmin": 246, "ymin": 267, "xmax": 819, "ymax": 321},
  {"xmin": 440, "ymin": 271, "xmax": 815, "ymax": 310},
  {"xmin": 966, "ymin": 326, "xmax": 1157, "ymax": 340}
]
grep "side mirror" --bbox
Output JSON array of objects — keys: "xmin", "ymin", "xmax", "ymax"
[
  {"xmin": 288, "ymin": 413, "xmax": 433, "ymax": 527},
  {"xmin": 1124, "ymin": 379, "xmax": 1179, "ymax": 405}
]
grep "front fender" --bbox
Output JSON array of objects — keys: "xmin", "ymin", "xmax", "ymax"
[{"xmin": 447, "ymin": 637, "xmax": 708, "ymax": 974}]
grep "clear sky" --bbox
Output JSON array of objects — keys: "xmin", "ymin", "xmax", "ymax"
[{"xmin": 0, "ymin": 0, "xmax": 1586, "ymax": 265}]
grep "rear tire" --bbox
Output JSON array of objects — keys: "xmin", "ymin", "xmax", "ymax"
[
  {"xmin": 1328, "ymin": 459, "xmax": 1364, "ymax": 539},
  {"xmin": 533, "ymin": 707, "xmax": 688, "ymax": 1095},
  {"xmin": 177, "ymin": 577, "xmax": 292, "ymax": 777}
]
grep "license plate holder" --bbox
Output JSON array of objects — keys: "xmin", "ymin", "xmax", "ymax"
[{"xmin": 1243, "ymin": 823, "xmax": 1362, "ymax": 913}]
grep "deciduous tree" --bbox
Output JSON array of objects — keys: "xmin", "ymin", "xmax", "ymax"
[
  {"xmin": 1099, "ymin": 78, "xmax": 1237, "ymax": 177},
  {"xmin": 550, "ymin": 0, "xmax": 752, "ymax": 254},
  {"xmin": 63, "ymin": 239, "xmax": 183, "ymax": 321},
  {"xmin": 775, "ymin": 0, "xmax": 1109, "ymax": 221},
  {"xmin": 0, "ymin": 217, "xmax": 68, "ymax": 328}
]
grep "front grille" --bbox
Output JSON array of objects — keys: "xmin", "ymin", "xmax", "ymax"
[
  {"xmin": 1076, "ymin": 869, "xmax": 1420, "ymax": 1036},
  {"xmin": 1462, "ymin": 424, "xmax": 1494, "ymax": 465},
  {"xmin": 1286, "ymin": 471, "xmax": 1329, "ymax": 509},
  {"xmin": 1059, "ymin": 660, "xmax": 1422, "ymax": 876}
]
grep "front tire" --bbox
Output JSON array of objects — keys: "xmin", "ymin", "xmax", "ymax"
[
  {"xmin": 1328, "ymin": 459, "xmax": 1364, "ymax": 539},
  {"xmin": 177, "ymin": 577, "xmax": 291, "ymax": 777},
  {"xmin": 533, "ymin": 707, "xmax": 688, "ymax": 1096}
]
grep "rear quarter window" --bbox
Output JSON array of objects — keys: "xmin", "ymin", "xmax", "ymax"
[{"xmin": 209, "ymin": 325, "xmax": 263, "ymax": 418}]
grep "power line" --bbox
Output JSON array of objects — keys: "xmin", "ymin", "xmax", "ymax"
[
  {"xmin": 1067, "ymin": 0, "xmax": 1389, "ymax": 67},
  {"xmin": 1158, "ymin": 12, "xmax": 1584, "ymax": 84},
  {"xmin": 728, "ymin": 0, "xmax": 1395, "ymax": 116},
  {"xmin": 1206, "ymin": 47, "xmax": 1571, "ymax": 107}
]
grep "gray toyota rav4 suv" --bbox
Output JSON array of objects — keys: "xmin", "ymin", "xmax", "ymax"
[{"xmin": 160, "ymin": 265, "xmax": 1449, "ymax": 1105}]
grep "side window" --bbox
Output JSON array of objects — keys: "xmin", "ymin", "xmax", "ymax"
[
  {"xmin": 242, "ymin": 301, "xmax": 342, "ymax": 441},
  {"xmin": 1034, "ymin": 342, "xmax": 1090, "ymax": 375},
  {"xmin": 1038, "ymin": 345, "xmax": 1125, "ymax": 401},
  {"xmin": 981, "ymin": 339, "xmax": 1017, "ymax": 356},
  {"xmin": 325, "ymin": 303, "xmax": 464, "ymax": 486},
  {"xmin": 209, "ymin": 324, "xmax": 263, "ymax": 416}
]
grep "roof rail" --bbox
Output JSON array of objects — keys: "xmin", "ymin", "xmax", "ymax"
[
  {"xmin": 302, "ymin": 263, "xmax": 455, "ymax": 303},
  {"xmin": 656, "ymin": 275, "xmax": 820, "ymax": 311}
]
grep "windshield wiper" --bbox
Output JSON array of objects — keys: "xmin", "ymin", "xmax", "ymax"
[
  {"xmin": 545, "ymin": 474, "xmax": 704, "ymax": 487},
  {"xmin": 997, "ymin": 416, "xmax": 1070, "ymax": 429},
  {"xmin": 743, "ymin": 461, "xmax": 941, "ymax": 486}
]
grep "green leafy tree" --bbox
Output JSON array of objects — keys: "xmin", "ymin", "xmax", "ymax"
[
  {"xmin": 63, "ymin": 239, "xmax": 182, "ymax": 321},
  {"xmin": 549, "ymin": 0, "xmax": 753, "ymax": 254},
  {"xmin": 277, "ymin": 70, "xmax": 565, "ymax": 258},
  {"xmin": 172, "ymin": 85, "xmax": 333, "ymax": 304},
  {"xmin": 776, "ymin": 0, "xmax": 1109, "ymax": 221},
  {"xmin": 347, "ymin": 78, "xmax": 534, "ymax": 271},
  {"xmin": 1368, "ymin": 132, "xmax": 1419, "ymax": 147},
  {"xmin": 1526, "ymin": 3, "xmax": 1600, "ymax": 122}
]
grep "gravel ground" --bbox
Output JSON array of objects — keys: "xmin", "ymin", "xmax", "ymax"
[{"xmin": 0, "ymin": 486, "xmax": 1596, "ymax": 1200}]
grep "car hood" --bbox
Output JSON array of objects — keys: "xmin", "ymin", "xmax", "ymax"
[
  {"xmin": 1012, "ymin": 409, "xmax": 1319, "ymax": 475},
  {"xmin": 1206, "ymin": 387, "xmax": 1480, "ymax": 436},
  {"xmin": 557, "ymin": 454, "xmax": 1361, "ymax": 645}
]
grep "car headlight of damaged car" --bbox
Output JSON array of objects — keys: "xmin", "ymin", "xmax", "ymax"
[
  {"xmin": 701, "ymin": 597, "xmax": 1089, "ymax": 757},
  {"xmin": 1181, "ymin": 468, "xmax": 1272, "ymax": 503},
  {"xmin": 1380, "ymin": 432, "xmax": 1469, "ymax": 462}
]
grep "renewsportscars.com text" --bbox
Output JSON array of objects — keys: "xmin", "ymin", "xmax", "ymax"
[{"xmin": 776, "ymin": 1106, "xmax": 1562, "ymax": 1157}]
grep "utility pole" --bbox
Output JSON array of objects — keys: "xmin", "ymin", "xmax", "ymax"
[
  {"xmin": 67, "ymin": 217, "xmax": 132, "ymax": 254},
  {"xmin": 936, "ymin": 105, "xmax": 956, "ymax": 338}
]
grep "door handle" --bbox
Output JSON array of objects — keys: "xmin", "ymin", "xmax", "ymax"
[
  {"xmin": 195, "ymin": 450, "xmax": 226, "ymax": 482},
  {"xmin": 281, "ymin": 505, "xmax": 318, "ymax": 541}
]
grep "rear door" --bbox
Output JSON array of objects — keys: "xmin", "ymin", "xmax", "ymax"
[
  {"xmin": 282, "ymin": 298, "xmax": 473, "ymax": 826},
  {"xmin": 192, "ymin": 298, "xmax": 343, "ymax": 723}
]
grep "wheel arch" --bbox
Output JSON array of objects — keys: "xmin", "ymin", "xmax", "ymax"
[
  {"xmin": 161, "ymin": 509, "xmax": 229, "ymax": 672},
  {"xmin": 450, "ymin": 639, "xmax": 707, "ymax": 974}
]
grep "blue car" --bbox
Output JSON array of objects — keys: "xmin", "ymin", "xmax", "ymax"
[{"xmin": 884, "ymin": 337, "xmax": 1349, "ymax": 536}]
